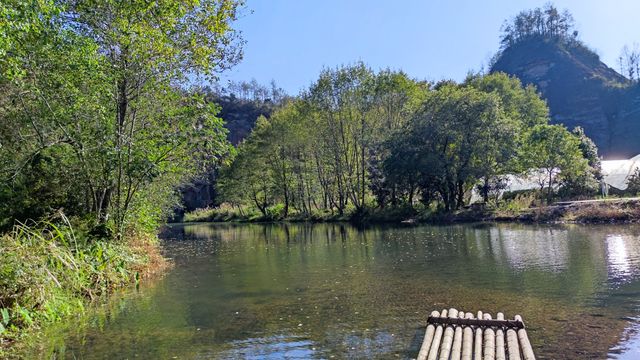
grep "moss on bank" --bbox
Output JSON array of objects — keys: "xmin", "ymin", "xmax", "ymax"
[{"xmin": 0, "ymin": 215, "xmax": 168, "ymax": 357}]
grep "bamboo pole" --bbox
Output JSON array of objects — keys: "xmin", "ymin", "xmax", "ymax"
[
  {"xmin": 515, "ymin": 315, "xmax": 535, "ymax": 360},
  {"xmin": 506, "ymin": 328, "xmax": 520, "ymax": 360},
  {"xmin": 438, "ymin": 308, "xmax": 458, "ymax": 360},
  {"xmin": 417, "ymin": 311, "xmax": 440, "ymax": 360},
  {"xmin": 496, "ymin": 313, "xmax": 506, "ymax": 360},
  {"xmin": 461, "ymin": 312, "xmax": 474, "ymax": 360},
  {"xmin": 475, "ymin": 311, "xmax": 483, "ymax": 359},
  {"xmin": 483, "ymin": 313, "xmax": 496, "ymax": 360},
  {"xmin": 450, "ymin": 310, "xmax": 464, "ymax": 360},
  {"xmin": 427, "ymin": 309, "xmax": 448, "ymax": 360}
]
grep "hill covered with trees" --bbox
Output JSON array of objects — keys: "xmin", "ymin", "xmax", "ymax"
[{"xmin": 491, "ymin": 4, "xmax": 640, "ymax": 159}]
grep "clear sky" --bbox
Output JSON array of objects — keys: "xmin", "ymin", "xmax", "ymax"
[{"xmin": 220, "ymin": 0, "xmax": 640, "ymax": 94}]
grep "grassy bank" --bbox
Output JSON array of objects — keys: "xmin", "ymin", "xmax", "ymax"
[
  {"xmin": 181, "ymin": 203, "xmax": 426, "ymax": 224},
  {"xmin": 0, "ymin": 215, "xmax": 168, "ymax": 357},
  {"xmin": 182, "ymin": 198, "xmax": 640, "ymax": 225}
]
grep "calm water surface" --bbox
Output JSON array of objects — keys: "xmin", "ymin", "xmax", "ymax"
[{"xmin": 30, "ymin": 223, "xmax": 640, "ymax": 359}]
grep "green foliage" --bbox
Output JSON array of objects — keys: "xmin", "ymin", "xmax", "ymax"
[
  {"xmin": 217, "ymin": 65, "xmax": 429, "ymax": 217},
  {"xmin": 497, "ymin": 191, "xmax": 540, "ymax": 213},
  {"xmin": 0, "ymin": 0, "xmax": 242, "ymax": 236},
  {"xmin": 499, "ymin": 4, "xmax": 578, "ymax": 49},
  {"xmin": 628, "ymin": 168, "xmax": 640, "ymax": 196},
  {"xmin": 218, "ymin": 69, "xmax": 596, "ymax": 217},
  {"xmin": 464, "ymin": 72, "xmax": 548, "ymax": 128},
  {"xmin": 557, "ymin": 128, "xmax": 601, "ymax": 200},
  {"xmin": 0, "ymin": 216, "xmax": 147, "ymax": 349},
  {"xmin": 393, "ymin": 82, "xmax": 516, "ymax": 211},
  {"xmin": 0, "ymin": 1, "xmax": 242, "ymax": 352},
  {"xmin": 519, "ymin": 124, "xmax": 590, "ymax": 202}
]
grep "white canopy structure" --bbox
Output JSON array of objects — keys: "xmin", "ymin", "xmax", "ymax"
[
  {"xmin": 469, "ymin": 170, "xmax": 552, "ymax": 204},
  {"xmin": 469, "ymin": 154, "xmax": 640, "ymax": 203},
  {"xmin": 601, "ymin": 154, "xmax": 640, "ymax": 190}
]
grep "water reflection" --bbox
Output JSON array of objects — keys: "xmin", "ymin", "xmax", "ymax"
[
  {"xmin": 606, "ymin": 234, "xmax": 639, "ymax": 285},
  {"xmin": 26, "ymin": 223, "xmax": 640, "ymax": 359},
  {"xmin": 488, "ymin": 227, "xmax": 569, "ymax": 272},
  {"xmin": 215, "ymin": 335, "xmax": 317, "ymax": 360}
]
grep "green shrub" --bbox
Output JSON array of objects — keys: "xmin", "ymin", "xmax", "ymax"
[
  {"xmin": 266, "ymin": 204, "xmax": 286, "ymax": 220},
  {"xmin": 498, "ymin": 191, "xmax": 540, "ymax": 212},
  {"xmin": 627, "ymin": 168, "xmax": 640, "ymax": 196}
]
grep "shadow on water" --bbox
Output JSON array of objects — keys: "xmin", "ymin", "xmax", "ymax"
[{"xmin": 23, "ymin": 222, "xmax": 640, "ymax": 359}]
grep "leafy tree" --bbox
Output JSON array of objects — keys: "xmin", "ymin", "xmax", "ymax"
[
  {"xmin": 464, "ymin": 72, "xmax": 548, "ymax": 128},
  {"xmin": 0, "ymin": 0, "xmax": 243, "ymax": 237},
  {"xmin": 306, "ymin": 63, "xmax": 376, "ymax": 214},
  {"xmin": 367, "ymin": 70, "xmax": 428, "ymax": 207},
  {"xmin": 218, "ymin": 119, "xmax": 275, "ymax": 216},
  {"xmin": 519, "ymin": 124, "xmax": 589, "ymax": 203},
  {"xmin": 627, "ymin": 168, "xmax": 640, "ymax": 195},
  {"xmin": 556, "ymin": 126, "xmax": 602, "ymax": 198},
  {"xmin": 500, "ymin": 4, "xmax": 577, "ymax": 49},
  {"xmin": 464, "ymin": 72, "xmax": 549, "ymax": 202}
]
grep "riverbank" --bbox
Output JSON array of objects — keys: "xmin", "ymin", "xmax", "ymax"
[
  {"xmin": 0, "ymin": 218, "xmax": 169, "ymax": 358},
  {"xmin": 488, "ymin": 197, "xmax": 640, "ymax": 224},
  {"xmin": 181, "ymin": 198, "xmax": 640, "ymax": 225}
]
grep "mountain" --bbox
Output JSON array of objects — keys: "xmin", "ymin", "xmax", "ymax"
[{"xmin": 491, "ymin": 38, "xmax": 640, "ymax": 159}]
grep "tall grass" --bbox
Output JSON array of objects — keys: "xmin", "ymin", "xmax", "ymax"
[{"xmin": 0, "ymin": 215, "xmax": 159, "ymax": 353}]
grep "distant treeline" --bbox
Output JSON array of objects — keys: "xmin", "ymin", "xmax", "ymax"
[
  {"xmin": 202, "ymin": 80, "xmax": 289, "ymax": 144},
  {"xmin": 217, "ymin": 64, "xmax": 600, "ymax": 217}
]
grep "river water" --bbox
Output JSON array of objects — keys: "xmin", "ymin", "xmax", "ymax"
[{"xmin": 28, "ymin": 223, "xmax": 640, "ymax": 359}]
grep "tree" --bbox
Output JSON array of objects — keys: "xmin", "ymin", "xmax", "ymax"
[
  {"xmin": 627, "ymin": 168, "xmax": 640, "ymax": 195},
  {"xmin": 367, "ymin": 70, "xmax": 428, "ymax": 207},
  {"xmin": 500, "ymin": 4, "xmax": 577, "ymax": 49},
  {"xmin": 519, "ymin": 124, "xmax": 589, "ymax": 203},
  {"xmin": 217, "ymin": 121, "xmax": 275, "ymax": 217},
  {"xmin": 0, "ymin": 0, "xmax": 243, "ymax": 237},
  {"xmin": 388, "ymin": 83, "xmax": 514, "ymax": 211},
  {"xmin": 306, "ymin": 63, "xmax": 376, "ymax": 214},
  {"xmin": 619, "ymin": 44, "xmax": 640, "ymax": 83},
  {"xmin": 555, "ymin": 126, "xmax": 601, "ymax": 198},
  {"xmin": 464, "ymin": 72, "xmax": 549, "ymax": 202}
]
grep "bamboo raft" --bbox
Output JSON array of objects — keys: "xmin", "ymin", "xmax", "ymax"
[{"xmin": 417, "ymin": 309, "xmax": 535, "ymax": 360}]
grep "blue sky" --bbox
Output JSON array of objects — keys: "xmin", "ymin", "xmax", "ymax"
[{"xmin": 220, "ymin": 0, "xmax": 640, "ymax": 94}]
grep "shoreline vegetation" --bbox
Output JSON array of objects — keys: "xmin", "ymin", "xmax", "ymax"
[
  {"xmin": 0, "ymin": 213, "xmax": 170, "ymax": 357},
  {"xmin": 182, "ymin": 197, "xmax": 640, "ymax": 225}
]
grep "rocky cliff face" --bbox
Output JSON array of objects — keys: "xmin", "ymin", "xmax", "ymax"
[{"xmin": 491, "ymin": 38, "xmax": 640, "ymax": 159}]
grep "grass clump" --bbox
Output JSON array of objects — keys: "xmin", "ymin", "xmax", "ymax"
[
  {"xmin": 183, "ymin": 203, "xmax": 258, "ymax": 222},
  {"xmin": 0, "ymin": 214, "xmax": 165, "ymax": 355}
]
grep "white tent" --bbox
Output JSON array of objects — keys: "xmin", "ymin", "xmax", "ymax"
[
  {"xmin": 601, "ymin": 154, "xmax": 640, "ymax": 190},
  {"xmin": 469, "ymin": 154, "xmax": 640, "ymax": 203},
  {"xmin": 469, "ymin": 170, "xmax": 552, "ymax": 204}
]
